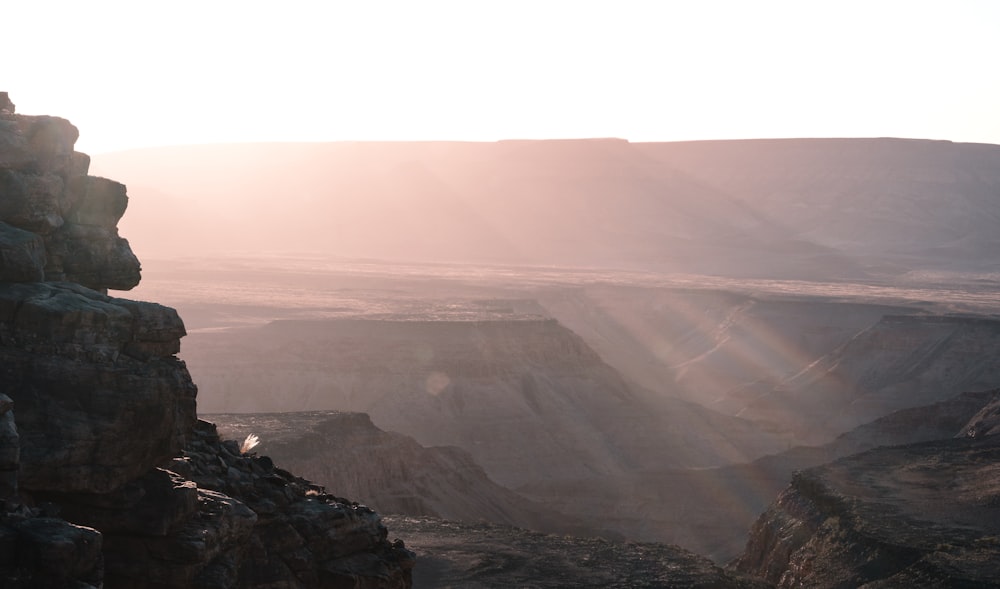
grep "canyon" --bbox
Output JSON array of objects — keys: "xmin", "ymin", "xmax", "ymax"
[
  {"xmin": 4, "ymin": 88, "xmax": 1000, "ymax": 587},
  {"xmin": 89, "ymin": 132, "xmax": 1000, "ymax": 587}
]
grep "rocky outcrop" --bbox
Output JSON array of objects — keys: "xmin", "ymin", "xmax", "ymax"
[
  {"xmin": 0, "ymin": 94, "xmax": 412, "ymax": 587},
  {"xmin": 734, "ymin": 435, "xmax": 1000, "ymax": 587},
  {"xmin": 0, "ymin": 281, "xmax": 195, "ymax": 494},
  {"xmin": 0, "ymin": 95, "xmax": 139, "ymax": 291},
  {"xmin": 961, "ymin": 393, "xmax": 1000, "ymax": 438},
  {"xmin": 51, "ymin": 420, "xmax": 413, "ymax": 589}
]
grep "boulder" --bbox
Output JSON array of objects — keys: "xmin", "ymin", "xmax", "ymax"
[{"xmin": 0, "ymin": 513, "xmax": 103, "ymax": 589}]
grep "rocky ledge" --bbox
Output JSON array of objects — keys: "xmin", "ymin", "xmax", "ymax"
[
  {"xmin": 734, "ymin": 434, "xmax": 1000, "ymax": 587},
  {"xmin": 0, "ymin": 93, "xmax": 413, "ymax": 587}
]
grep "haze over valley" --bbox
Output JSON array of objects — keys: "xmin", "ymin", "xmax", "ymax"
[
  {"xmin": 5, "ymin": 0, "xmax": 1000, "ymax": 584},
  {"xmin": 81, "ymin": 137, "xmax": 1000, "ymax": 581}
]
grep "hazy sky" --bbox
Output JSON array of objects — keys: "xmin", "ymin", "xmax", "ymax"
[{"xmin": 5, "ymin": 0, "xmax": 999, "ymax": 153}]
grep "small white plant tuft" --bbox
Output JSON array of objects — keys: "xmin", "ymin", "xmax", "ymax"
[{"xmin": 240, "ymin": 433, "xmax": 260, "ymax": 455}]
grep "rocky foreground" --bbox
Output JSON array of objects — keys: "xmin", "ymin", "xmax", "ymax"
[{"xmin": 0, "ymin": 93, "xmax": 413, "ymax": 587}]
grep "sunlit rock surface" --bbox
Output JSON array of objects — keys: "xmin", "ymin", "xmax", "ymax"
[
  {"xmin": 0, "ymin": 93, "xmax": 413, "ymax": 588},
  {"xmin": 0, "ymin": 98, "xmax": 139, "ymax": 291}
]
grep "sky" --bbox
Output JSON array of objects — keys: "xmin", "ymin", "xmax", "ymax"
[{"xmin": 4, "ymin": 0, "xmax": 999, "ymax": 154}]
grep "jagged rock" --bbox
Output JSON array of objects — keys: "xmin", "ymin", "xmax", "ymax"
[
  {"xmin": 0, "ymin": 114, "xmax": 79, "ymax": 175},
  {"xmin": 39, "ymin": 468, "xmax": 200, "ymax": 537},
  {"xmin": 0, "ymin": 512, "xmax": 103, "ymax": 589},
  {"xmin": 64, "ymin": 176, "xmax": 127, "ymax": 228},
  {"xmin": 22, "ymin": 416, "xmax": 415, "ymax": 588},
  {"xmin": 44, "ymin": 175, "xmax": 141, "ymax": 290},
  {"xmin": 960, "ymin": 394, "xmax": 1000, "ymax": 438},
  {"xmin": 101, "ymin": 488, "xmax": 257, "ymax": 589},
  {"xmin": 0, "ymin": 221, "xmax": 45, "ymax": 282},
  {"xmin": 0, "ymin": 281, "xmax": 197, "ymax": 494},
  {"xmin": 734, "ymin": 437, "xmax": 1000, "ymax": 587},
  {"xmin": 165, "ymin": 420, "xmax": 413, "ymax": 589},
  {"xmin": 0, "ymin": 94, "xmax": 413, "ymax": 587},
  {"xmin": 1, "ymin": 98, "xmax": 138, "ymax": 292},
  {"xmin": 0, "ymin": 169, "xmax": 64, "ymax": 234},
  {"xmin": 44, "ymin": 224, "xmax": 141, "ymax": 291}
]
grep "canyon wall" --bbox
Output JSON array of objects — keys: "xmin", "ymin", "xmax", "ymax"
[
  {"xmin": 207, "ymin": 411, "xmax": 594, "ymax": 537},
  {"xmin": 185, "ymin": 316, "xmax": 790, "ymax": 487},
  {"xmin": 0, "ymin": 93, "xmax": 412, "ymax": 588},
  {"xmin": 742, "ymin": 314, "xmax": 1000, "ymax": 444},
  {"xmin": 734, "ymin": 397, "xmax": 1000, "ymax": 587}
]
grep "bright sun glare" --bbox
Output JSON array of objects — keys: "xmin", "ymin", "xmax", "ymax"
[{"xmin": 5, "ymin": 0, "xmax": 1000, "ymax": 153}]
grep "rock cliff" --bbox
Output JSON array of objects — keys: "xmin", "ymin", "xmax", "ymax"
[
  {"xmin": 741, "ymin": 314, "xmax": 1000, "ymax": 444},
  {"xmin": 0, "ymin": 93, "xmax": 412, "ymax": 588},
  {"xmin": 733, "ymin": 397, "xmax": 1000, "ymax": 587},
  {"xmin": 615, "ymin": 389, "xmax": 1000, "ymax": 563},
  {"xmin": 188, "ymin": 317, "xmax": 788, "ymax": 486}
]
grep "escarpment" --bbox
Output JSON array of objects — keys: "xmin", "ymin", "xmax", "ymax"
[
  {"xmin": 734, "ymin": 406, "xmax": 1000, "ymax": 587},
  {"xmin": 208, "ymin": 411, "xmax": 600, "ymax": 538},
  {"xmin": 0, "ymin": 93, "xmax": 413, "ymax": 588}
]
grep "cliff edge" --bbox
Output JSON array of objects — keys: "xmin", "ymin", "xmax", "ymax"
[
  {"xmin": 0, "ymin": 92, "xmax": 413, "ymax": 588},
  {"xmin": 733, "ymin": 405, "xmax": 1000, "ymax": 587}
]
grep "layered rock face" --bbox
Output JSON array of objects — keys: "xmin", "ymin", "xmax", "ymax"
[
  {"xmin": 738, "ymin": 314, "xmax": 1000, "ymax": 444},
  {"xmin": 186, "ymin": 317, "xmax": 790, "ymax": 494},
  {"xmin": 0, "ymin": 93, "xmax": 139, "ymax": 290},
  {"xmin": 734, "ymin": 401, "xmax": 1000, "ymax": 587},
  {"xmin": 0, "ymin": 94, "xmax": 412, "ymax": 588}
]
